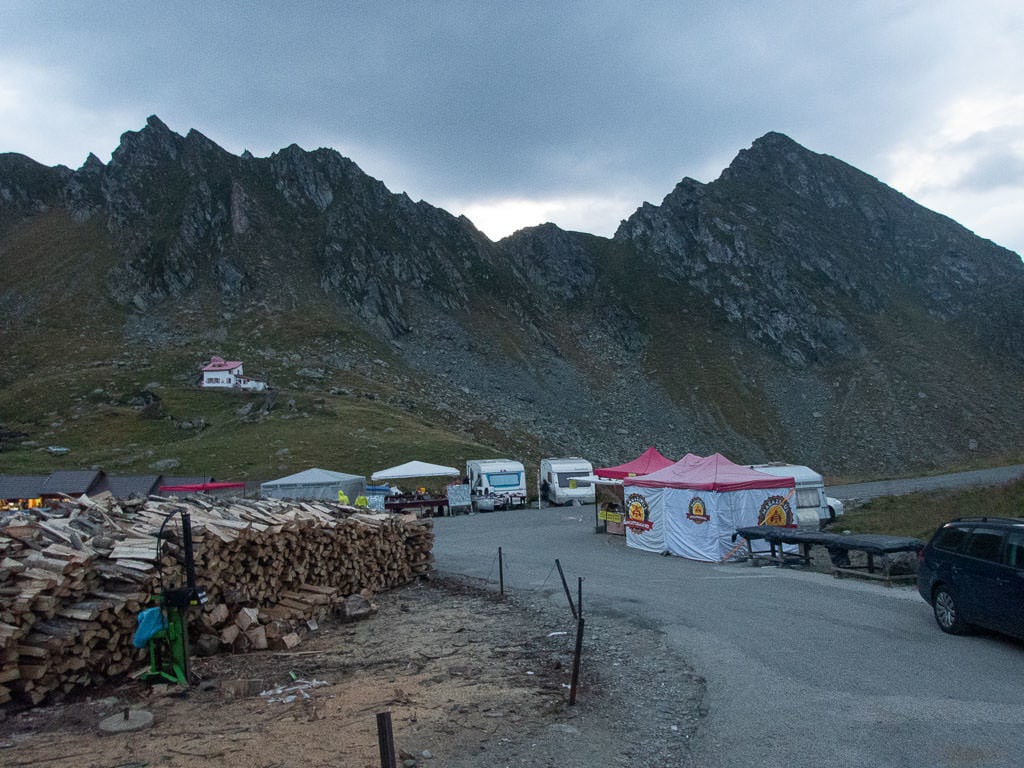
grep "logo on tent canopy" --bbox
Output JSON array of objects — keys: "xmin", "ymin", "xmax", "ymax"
[
  {"xmin": 757, "ymin": 495, "xmax": 794, "ymax": 527},
  {"xmin": 624, "ymin": 493, "xmax": 653, "ymax": 531},
  {"xmin": 686, "ymin": 496, "xmax": 710, "ymax": 524}
]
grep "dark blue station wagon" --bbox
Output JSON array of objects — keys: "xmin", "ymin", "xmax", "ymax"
[{"xmin": 917, "ymin": 517, "xmax": 1024, "ymax": 639}]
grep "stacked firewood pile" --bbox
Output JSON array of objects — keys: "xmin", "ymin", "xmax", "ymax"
[{"xmin": 0, "ymin": 493, "xmax": 435, "ymax": 707}]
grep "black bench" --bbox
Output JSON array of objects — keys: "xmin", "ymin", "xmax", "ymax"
[{"xmin": 734, "ymin": 526, "xmax": 923, "ymax": 584}]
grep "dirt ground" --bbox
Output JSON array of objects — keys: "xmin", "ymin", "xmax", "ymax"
[{"xmin": 0, "ymin": 575, "xmax": 706, "ymax": 768}]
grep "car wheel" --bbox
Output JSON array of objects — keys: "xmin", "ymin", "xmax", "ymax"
[{"xmin": 932, "ymin": 584, "xmax": 968, "ymax": 635}]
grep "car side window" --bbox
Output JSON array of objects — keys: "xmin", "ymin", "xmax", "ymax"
[
  {"xmin": 933, "ymin": 526, "xmax": 970, "ymax": 552},
  {"xmin": 962, "ymin": 528, "xmax": 1005, "ymax": 563},
  {"xmin": 1004, "ymin": 531, "xmax": 1024, "ymax": 570}
]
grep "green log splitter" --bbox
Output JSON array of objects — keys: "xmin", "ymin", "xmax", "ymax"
[{"xmin": 142, "ymin": 507, "xmax": 207, "ymax": 685}]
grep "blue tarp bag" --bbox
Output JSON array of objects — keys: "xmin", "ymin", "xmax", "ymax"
[{"xmin": 133, "ymin": 606, "xmax": 167, "ymax": 648}]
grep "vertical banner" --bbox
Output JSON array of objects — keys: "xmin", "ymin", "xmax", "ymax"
[
  {"xmin": 622, "ymin": 486, "xmax": 665, "ymax": 553},
  {"xmin": 664, "ymin": 489, "xmax": 722, "ymax": 561}
]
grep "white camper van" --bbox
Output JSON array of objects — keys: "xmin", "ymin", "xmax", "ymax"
[
  {"xmin": 751, "ymin": 463, "xmax": 844, "ymax": 529},
  {"xmin": 540, "ymin": 457, "xmax": 595, "ymax": 506},
  {"xmin": 466, "ymin": 459, "xmax": 527, "ymax": 511}
]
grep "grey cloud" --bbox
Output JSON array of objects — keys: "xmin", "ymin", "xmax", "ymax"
[
  {"xmin": 2, "ymin": 0, "xmax": 1024, "ymax": 254},
  {"xmin": 951, "ymin": 126, "xmax": 1024, "ymax": 191},
  {"xmin": 958, "ymin": 150, "xmax": 1024, "ymax": 192}
]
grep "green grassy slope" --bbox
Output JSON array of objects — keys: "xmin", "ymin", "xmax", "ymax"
[{"xmin": 830, "ymin": 478, "xmax": 1024, "ymax": 540}]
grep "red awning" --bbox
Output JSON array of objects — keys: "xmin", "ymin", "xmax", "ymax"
[{"xmin": 158, "ymin": 482, "xmax": 246, "ymax": 492}]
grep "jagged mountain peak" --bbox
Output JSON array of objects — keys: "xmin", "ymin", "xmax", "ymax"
[
  {"xmin": 614, "ymin": 131, "xmax": 1024, "ymax": 367},
  {"xmin": 717, "ymin": 131, "xmax": 858, "ymax": 196},
  {"xmin": 745, "ymin": 130, "xmax": 803, "ymax": 154},
  {"xmin": 499, "ymin": 222, "xmax": 597, "ymax": 300},
  {"xmin": 109, "ymin": 114, "xmax": 184, "ymax": 165},
  {"xmin": 2, "ymin": 120, "xmax": 1024, "ymax": 477},
  {"xmin": 107, "ymin": 116, "xmax": 250, "ymax": 177},
  {"xmin": 183, "ymin": 127, "xmax": 224, "ymax": 154},
  {"xmin": 502, "ymin": 221, "xmax": 568, "ymax": 242},
  {"xmin": 269, "ymin": 142, "xmax": 366, "ymax": 181},
  {"xmin": 0, "ymin": 151, "xmax": 46, "ymax": 169},
  {"xmin": 81, "ymin": 152, "xmax": 105, "ymax": 171}
]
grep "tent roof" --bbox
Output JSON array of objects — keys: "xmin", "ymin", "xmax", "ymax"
[
  {"xmin": 630, "ymin": 453, "xmax": 795, "ymax": 491},
  {"xmin": 596, "ymin": 447, "xmax": 675, "ymax": 479},
  {"xmin": 159, "ymin": 481, "xmax": 246, "ymax": 492},
  {"xmin": 261, "ymin": 468, "xmax": 365, "ymax": 487},
  {"xmin": 371, "ymin": 460, "xmax": 460, "ymax": 481}
]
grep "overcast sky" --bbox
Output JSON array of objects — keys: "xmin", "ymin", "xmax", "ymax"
[{"xmin": 3, "ymin": 1, "xmax": 1023, "ymax": 256}]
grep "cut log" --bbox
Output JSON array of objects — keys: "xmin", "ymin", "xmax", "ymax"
[
  {"xmin": 17, "ymin": 664, "xmax": 49, "ymax": 681},
  {"xmin": 243, "ymin": 625, "xmax": 267, "ymax": 650},
  {"xmin": 219, "ymin": 624, "xmax": 240, "ymax": 645},
  {"xmin": 58, "ymin": 600, "xmax": 113, "ymax": 622},
  {"xmin": 202, "ymin": 603, "xmax": 230, "ymax": 628},
  {"xmin": 235, "ymin": 607, "xmax": 259, "ymax": 631},
  {"xmin": 0, "ymin": 492, "xmax": 435, "ymax": 706},
  {"xmin": 281, "ymin": 632, "xmax": 301, "ymax": 649}
]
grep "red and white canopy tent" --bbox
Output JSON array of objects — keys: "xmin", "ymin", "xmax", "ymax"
[
  {"xmin": 622, "ymin": 453, "xmax": 796, "ymax": 562},
  {"xmin": 596, "ymin": 446, "xmax": 675, "ymax": 480},
  {"xmin": 584, "ymin": 448, "xmax": 677, "ymax": 533}
]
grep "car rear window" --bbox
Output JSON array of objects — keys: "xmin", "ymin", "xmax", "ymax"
[
  {"xmin": 963, "ymin": 528, "xmax": 1005, "ymax": 563},
  {"xmin": 932, "ymin": 525, "xmax": 970, "ymax": 552}
]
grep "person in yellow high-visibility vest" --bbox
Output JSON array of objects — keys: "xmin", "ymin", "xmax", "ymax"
[{"xmin": 337, "ymin": 489, "xmax": 349, "ymax": 505}]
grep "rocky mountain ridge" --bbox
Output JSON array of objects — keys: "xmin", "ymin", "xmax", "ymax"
[{"xmin": 2, "ymin": 117, "xmax": 1022, "ymax": 478}]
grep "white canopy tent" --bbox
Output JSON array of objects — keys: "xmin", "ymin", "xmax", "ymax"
[
  {"xmin": 260, "ymin": 467, "xmax": 366, "ymax": 501},
  {"xmin": 371, "ymin": 460, "xmax": 460, "ymax": 482}
]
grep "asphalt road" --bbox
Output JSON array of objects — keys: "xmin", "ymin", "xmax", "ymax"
[
  {"xmin": 433, "ymin": 506, "xmax": 1024, "ymax": 768},
  {"xmin": 828, "ymin": 464, "xmax": 1024, "ymax": 503}
]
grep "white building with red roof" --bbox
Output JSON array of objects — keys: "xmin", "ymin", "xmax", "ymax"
[{"xmin": 200, "ymin": 356, "xmax": 267, "ymax": 391}]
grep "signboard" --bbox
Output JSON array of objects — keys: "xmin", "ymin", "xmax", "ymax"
[
  {"xmin": 446, "ymin": 484, "xmax": 471, "ymax": 509},
  {"xmin": 598, "ymin": 508, "xmax": 623, "ymax": 523},
  {"xmin": 596, "ymin": 483, "xmax": 627, "ymax": 536}
]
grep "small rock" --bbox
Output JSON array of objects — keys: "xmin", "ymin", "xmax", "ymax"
[
  {"xmin": 342, "ymin": 594, "xmax": 375, "ymax": 620},
  {"xmin": 549, "ymin": 723, "xmax": 580, "ymax": 735}
]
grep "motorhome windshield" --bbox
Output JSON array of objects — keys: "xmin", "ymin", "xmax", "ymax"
[
  {"xmin": 556, "ymin": 471, "xmax": 589, "ymax": 487},
  {"xmin": 486, "ymin": 471, "xmax": 522, "ymax": 489}
]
